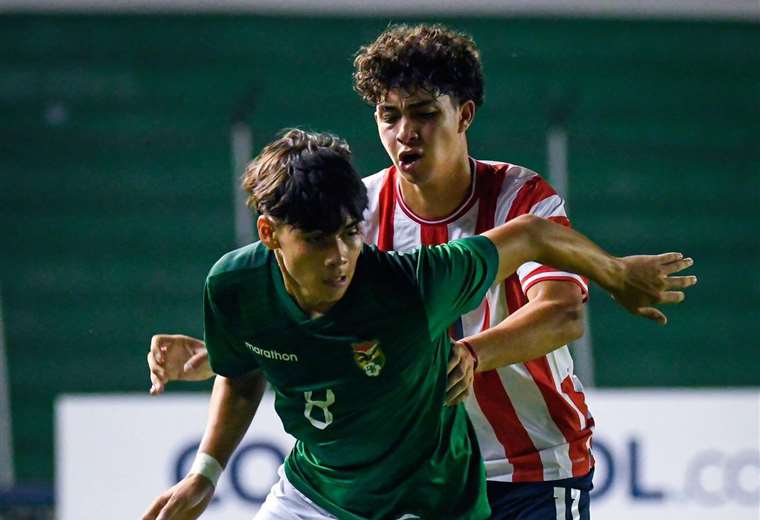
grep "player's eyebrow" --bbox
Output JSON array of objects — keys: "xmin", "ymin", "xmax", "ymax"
[
  {"xmin": 378, "ymin": 99, "xmax": 436, "ymax": 111},
  {"xmin": 405, "ymin": 99, "xmax": 437, "ymax": 109}
]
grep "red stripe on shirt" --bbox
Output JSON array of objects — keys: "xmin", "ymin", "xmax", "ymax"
[
  {"xmin": 505, "ymin": 272, "xmax": 593, "ymax": 477},
  {"xmin": 474, "ymin": 162, "xmax": 507, "ymax": 235},
  {"xmin": 520, "ymin": 265, "xmax": 589, "ymax": 301},
  {"xmin": 506, "ymin": 175, "xmax": 558, "ymax": 222},
  {"xmin": 548, "ymin": 215, "xmax": 570, "ymax": 227},
  {"xmin": 560, "ymin": 376, "xmax": 593, "ymax": 423},
  {"xmin": 473, "ymin": 371, "xmax": 545, "ymax": 481},
  {"xmin": 420, "ymin": 222, "xmax": 448, "ymax": 246},
  {"xmin": 561, "ymin": 376, "xmax": 595, "ymax": 471},
  {"xmin": 523, "ymin": 357, "xmax": 592, "ymax": 477},
  {"xmin": 481, "ymin": 297, "xmax": 491, "ymax": 330},
  {"xmin": 377, "ymin": 167, "xmax": 397, "ymax": 252},
  {"xmin": 505, "ymin": 176, "xmax": 593, "ymax": 477},
  {"xmin": 469, "ymin": 162, "xmax": 545, "ymax": 481}
]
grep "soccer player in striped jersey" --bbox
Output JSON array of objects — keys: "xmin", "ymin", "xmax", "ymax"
[
  {"xmin": 147, "ymin": 25, "xmax": 697, "ymax": 519},
  {"xmin": 143, "ymin": 128, "xmax": 694, "ymax": 520},
  {"xmin": 353, "ymin": 25, "xmax": 599, "ymax": 518}
]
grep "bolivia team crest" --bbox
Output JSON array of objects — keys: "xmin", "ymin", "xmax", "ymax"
[{"xmin": 351, "ymin": 340, "xmax": 385, "ymax": 377}]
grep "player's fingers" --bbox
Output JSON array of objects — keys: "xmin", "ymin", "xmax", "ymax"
[
  {"xmin": 184, "ymin": 351, "xmax": 209, "ymax": 372},
  {"xmin": 637, "ymin": 307, "xmax": 667, "ymax": 325},
  {"xmin": 149, "ymin": 370, "xmax": 165, "ymax": 396},
  {"xmin": 657, "ymin": 252, "xmax": 684, "ymax": 265},
  {"xmin": 148, "ymin": 352, "xmax": 167, "ymax": 395},
  {"xmin": 658, "ymin": 291, "xmax": 686, "ymax": 304},
  {"xmin": 446, "ymin": 390, "xmax": 469, "ymax": 407},
  {"xmin": 187, "ymin": 499, "xmax": 211, "ymax": 519},
  {"xmin": 148, "ymin": 353, "xmax": 167, "ymax": 381},
  {"xmin": 150, "ymin": 335, "xmax": 166, "ymax": 364},
  {"xmin": 446, "ymin": 363, "xmax": 465, "ymax": 392},
  {"xmin": 661, "ymin": 257, "xmax": 693, "ymax": 275},
  {"xmin": 155, "ymin": 496, "xmax": 186, "ymax": 520},
  {"xmin": 665, "ymin": 275, "xmax": 697, "ymax": 289},
  {"xmin": 445, "ymin": 379, "xmax": 470, "ymax": 406},
  {"xmin": 447, "ymin": 347, "xmax": 461, "ymax": 375},
  {"xmin": 142, "ymin": 493, "xmax": 171, "ymax": 520}
]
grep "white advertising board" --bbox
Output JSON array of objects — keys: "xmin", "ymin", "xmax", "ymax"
[
  {"xmin": 56, "ymin": 390, "xmax": 759, "ymax": 520},
  {"xmin": 56, "ymin": 393, "xmax": 295, "ymax": 520},
  {"xmin": 584, "ymin": 390, "xmax": 758, "ymax": 519}
]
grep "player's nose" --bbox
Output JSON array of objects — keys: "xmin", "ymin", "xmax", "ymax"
[
  {"xmin": 324, "ymin": 238, "xmax": 349, "ymax": 267},
  {"xmin": 396, "ymin": 116, "xmax": 420, "ymax": 145}
]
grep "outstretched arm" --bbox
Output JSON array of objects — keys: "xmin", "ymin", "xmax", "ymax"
[
  {"xmin": 142, "ymin": 370, "xmax": 266, "ymax": 520},
  {"xmin": 482, "ymin": 214, "xmax": 696, "ymax": 324},
  {"xmin": 444, "ymin": 216, "xmax": 696, "ymax": 404}
]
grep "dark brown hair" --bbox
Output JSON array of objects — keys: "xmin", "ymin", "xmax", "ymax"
[
  {"xmin": 241, "ymin": 129, "xmax": 367, "ymax": 233},
  {"xmin": 353, "ymin": 24, "xmax": 484, "ymax": 107}
]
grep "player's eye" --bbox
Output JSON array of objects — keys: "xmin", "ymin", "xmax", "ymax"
[
  {"xmin": 415, "ymin": 111, "xmax": 437, "ymax": 119},
  {"xmin": 305, "ymin": 233, "xmax": 326, "ymax": 244},
  {"xmin": 380, "ymin": 112, "xmax": 399, "ymax": 123}
]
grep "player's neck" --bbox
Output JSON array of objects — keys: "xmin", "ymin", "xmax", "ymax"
[
  {"xmin": 274, "ymin": 251, "xmax": 336, "ymax": 319},
  {"xmin": 398, "ymin": 156, "xmax": 472, "ymax": 221},
  {"xmin": 285, "ymin": 283, "xmax": 334, "ymax": 319}
]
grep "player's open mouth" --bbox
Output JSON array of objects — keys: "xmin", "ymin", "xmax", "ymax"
[
  {"xmin": 324, "ymin": 274, "xmax": 349, "ymax": 288},
  {"xmin": 398, "ymin": 150, "xmax": 423, "ymax": 172}
]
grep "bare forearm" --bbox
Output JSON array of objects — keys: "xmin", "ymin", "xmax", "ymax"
[
  {"xmin": 467, "ymin": 299, "xmax": 584, "ymax": 372},
  {"xmin": 483, "ymin": 215, "xmax": 623, "ymax": 291},
  {"xmin": 198, "ymin": 372, "xmax": 266, "ymax": 467}
]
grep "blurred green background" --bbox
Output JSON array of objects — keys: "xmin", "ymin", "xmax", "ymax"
[{"xmin": 0, "ymin": 14, "xmax": 757, "ymax": 484}]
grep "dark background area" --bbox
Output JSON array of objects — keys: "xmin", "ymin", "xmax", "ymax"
[{"xmin": 0, "ymin": 14, "xmax": 757, "ymax": 484}]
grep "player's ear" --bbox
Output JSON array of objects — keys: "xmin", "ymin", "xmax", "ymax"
[
  {"xmin": 458, "ymin": 100, "xmax": 476, "ymax": 133},
  {"xmin": 257, "ymin": 215, "xmax": 280, "ymax": 249}
]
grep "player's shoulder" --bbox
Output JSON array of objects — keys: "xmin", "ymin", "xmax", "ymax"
[
  {"xmin": 475, "ymin": 159, "xmax": 542, "ymax": 187},
  {"xmin": 359, "ymin": 243, "xmax": 414, "ymax": 276},
  {"xmin": 361, "ymin": 237, "xmax": 492, "ymax": 278},
  {"xmin": 207, "ymin": 241, "xmax": 270, "ymax": 283},
  {"xmin": 475, "ymin": 159, "xmax": 558, "ymax": 205},
  {"xmin": 362, "ymin": 167, "xmax": 392, "ymax": 193}
]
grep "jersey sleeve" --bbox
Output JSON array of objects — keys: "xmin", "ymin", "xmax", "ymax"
[
  {"xmin": 511, "ymin": 177, "xmax": 589, "ymax": 301},
  {"xmin": 414, "ymin": 235, "xmax": 500, "ymax": 338},
  {"xmin": 204, "ymin": 276, "xmax": 259, "ymax": 378}
]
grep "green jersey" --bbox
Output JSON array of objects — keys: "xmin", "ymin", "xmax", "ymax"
[{"xmin": 204, "ymin": 236, "xmax": 499, "ymax": 520}]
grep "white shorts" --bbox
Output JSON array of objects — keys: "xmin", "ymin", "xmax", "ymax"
[{"xmin": 255, "ymin": 465, "xmax": 338, "ymax": 520}]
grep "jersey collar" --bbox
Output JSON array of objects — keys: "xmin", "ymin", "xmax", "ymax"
[
  {"xmin": 269, "ymin": 247, "xmax": 365, "ymax": 326},
  {"xmin": 394, "ymin": 157, "xmax": 479, "ymax": 226}
]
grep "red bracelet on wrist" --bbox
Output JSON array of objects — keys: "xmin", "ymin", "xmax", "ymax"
[{"xmin": 459, "ymin": 340, "xmax": 479, "ymax": 371}]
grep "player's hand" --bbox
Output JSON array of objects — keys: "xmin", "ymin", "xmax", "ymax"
[
  {"xmin": 445, "ymin": 341, "xmax": 476, "ymax": 406},
  {"xmin": 610, "ymin": 253, "xmax": 697, "ymax": 325},
  {"xmin": 142, "ymin": 474, "xmax": 214, "ymax": 520},
  {"xmin": 148, "ymin": 334, "xmax": 213, "ymax": 395}
]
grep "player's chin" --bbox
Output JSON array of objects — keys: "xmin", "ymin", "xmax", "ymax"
[
  {"xmin": 321, "ymin": 278, "xmax": 351, "ymax": 300},
  {"xmin": 395, "ymin": 161, "xmax": 430, "ymax": 185}
]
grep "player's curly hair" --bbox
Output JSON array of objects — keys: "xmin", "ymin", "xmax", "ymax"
[
  {"xmin": 241, "ymin": 128, "xmax": 368, "ymax": 233},
  {"xmin": 353, "ymin": 23, "xmax": 484, "ymax": 107}
]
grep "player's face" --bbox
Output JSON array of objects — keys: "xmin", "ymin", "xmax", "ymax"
[
  {"xmin": 272, "ymin": 217, "xmax": 363, "ymax": 315},
  {"xmin": 375, "ymin": 89, "xmax": 473, "ymax": 186}
]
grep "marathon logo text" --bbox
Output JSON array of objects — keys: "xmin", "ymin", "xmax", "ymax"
[{"xmin": 245, "ymin": 342, "xmax": 299, "ymax": 362}]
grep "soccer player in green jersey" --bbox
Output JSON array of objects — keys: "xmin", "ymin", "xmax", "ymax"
[{"xmin": 142, "ymin": 128, "xmax": 695, "ymax": 520}]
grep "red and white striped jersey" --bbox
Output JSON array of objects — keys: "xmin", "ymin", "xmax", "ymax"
[{"xmin": 362, "ymin": 158, "xmax": 594, "ymax": 483}]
